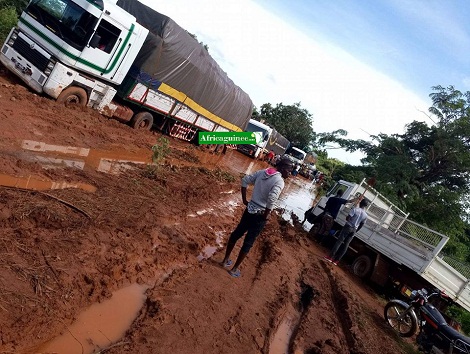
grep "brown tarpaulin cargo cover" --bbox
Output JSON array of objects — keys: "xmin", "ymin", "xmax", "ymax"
[{"xmin": 116, "ymin": 0, "xmax": 253, "ymax": 131}]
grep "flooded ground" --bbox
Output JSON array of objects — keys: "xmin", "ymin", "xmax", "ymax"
[
  {"xmin": 0, "ymin": 69, "xmax": 412, "ymax": 354},
  {"xmin": 6, "ymin": 139, "xmax": 317, "ymax": 222},
  {"xmin": 2, "ymin": 140, "xmax": 318, "ymax": 354}
]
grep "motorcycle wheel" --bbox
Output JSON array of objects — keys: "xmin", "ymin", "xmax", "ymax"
[{"xmin": 384, "ymin": 302, "xmax": 418, "ymax": 337}]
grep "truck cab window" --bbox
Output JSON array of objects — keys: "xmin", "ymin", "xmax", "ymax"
[
  {"xmin": 26, "ymin": 0, "xmax": 98, "ymax": 50},
  {"xmin": 95, "ymin": 19, "xmax": 121, "ymax": 53}
]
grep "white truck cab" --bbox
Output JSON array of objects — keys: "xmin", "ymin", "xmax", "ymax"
[
  {"xmin": 237, "ymin": 119, "xmax": 273, "ymax": 158},
  {"xmin": 284, "ymin": 146, "xmax": 306, "ymax": 165}
]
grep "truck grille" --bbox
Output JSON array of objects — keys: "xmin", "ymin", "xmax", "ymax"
[{"xmin": 12, "ymin": 36, "xmax": 49, "ymax": 72}]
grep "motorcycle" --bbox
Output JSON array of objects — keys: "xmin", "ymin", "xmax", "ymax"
[{"xmin": 384, "ymin": 288, "xmax": 470, "ymax": 354}]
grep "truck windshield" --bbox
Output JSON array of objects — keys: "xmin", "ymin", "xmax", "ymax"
[
  {"xmin": 26, "ymin": 0, "xmax": 98, "ymax": 50},
  {"xmin": 246, "ymin": 122, "xmax": 270, "ymax": 141},
  {"xmin": 290, "ymin": 149, "xmax": 306, "ymax": 160}
]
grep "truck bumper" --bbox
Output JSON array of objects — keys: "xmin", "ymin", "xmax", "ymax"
[{"xmin": 237, "ymin": 144, "xmax": 256, "ymax": 156}]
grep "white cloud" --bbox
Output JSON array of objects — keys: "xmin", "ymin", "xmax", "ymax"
[{"xmin": 140, "ymin": 0, "xmax": 431, "ymax": 164}]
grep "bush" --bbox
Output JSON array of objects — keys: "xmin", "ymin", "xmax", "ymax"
[{"xmin": 0, "ymin": 6, "xmax": 17, "ymax": 44}]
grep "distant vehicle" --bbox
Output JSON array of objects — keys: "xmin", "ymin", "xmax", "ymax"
[
  {"xmin": 237, "ymin": 119, "xmax": 272, "ymax": 158},
  {"xmin": 265, "ymin": 128, "xmax": 290, "ymax": 157},
  {"xmin": 0, "ymin": 0, "xmax": 252, "ymax": 141},
  {"xmin": 299, "ymin": 163, "xmax": 316, "ymax": 180},
  {"xmin": 284, "ymin": 147, "xmax": 307, "ymax": 165}
]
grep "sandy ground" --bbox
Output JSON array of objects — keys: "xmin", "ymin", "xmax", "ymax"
[{"xmin": 0, "ymin": 66, "xmax": 416, "ymax": 354}]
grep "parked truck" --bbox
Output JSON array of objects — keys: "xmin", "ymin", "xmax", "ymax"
[
  {"xmin": 265, "ymin": 128, "xmax": 290, "ymax": 157},
  {"xmin": 0, "ymin": 0, "xmax": 253, "ymax": 141},
  {"xmin": 310, "ymin": 179, "xmax": 470, "ymax": 313},
  {"xmin": 237, "ymin": 119, "xmax": 273, "ymax": 158},
  {"xmin": 284, "ymin": 146, "xmax": 307, "ymax": 165}
]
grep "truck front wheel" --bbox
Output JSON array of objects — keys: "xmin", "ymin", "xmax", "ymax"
[
  {"xmin": 130, "ymin": 112, "xmax": 153, "ymax": 130},
  {"xmin": 57, "ymin": 87, "xmax": 88, "ymax": 107},
  {"xmin": 352, "ymin": 255, "xmax": 372, "ymax": 278}
]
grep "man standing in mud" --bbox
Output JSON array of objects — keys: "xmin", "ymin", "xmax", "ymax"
[
  {"xmin": 324, "ymin": 199, "xmax": 368, "ymax": 266},
  {"xmin": 221, "ymin": 157, "xmax": 294, "ymax": 277}
]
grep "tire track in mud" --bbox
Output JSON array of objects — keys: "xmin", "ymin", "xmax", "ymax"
[{"xmin": 321, "ymin": 261, "xmax": 366, "ymax": 354}]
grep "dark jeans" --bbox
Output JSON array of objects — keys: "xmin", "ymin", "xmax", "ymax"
[
  {"xmin": 228, "ymin": 209, "xmax": 267, "ymax": 253},
  {"xmin": 330, "ymin": 224, "xmax": 356, "ymax": 261}
]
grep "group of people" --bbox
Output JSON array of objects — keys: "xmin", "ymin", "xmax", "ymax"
[{"xmin": 218, "ymin": 151, "xmax": 369, "ymax": 278}]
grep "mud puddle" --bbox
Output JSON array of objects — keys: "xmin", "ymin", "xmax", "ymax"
[
  {"xmin": 269, "ymin": 308, "xmax": 300, "ymax": 354},
  {"xmin": 269, "ymin": 283, "xmax": 317, "ymax": 354},
  {"xmin": 197, "ymin": 231, "xmax": 225, "ymax": 261},
  {"xmin": 37, "ymin": 283, "xmax": 147, "ymax": 354},
  {"xmin": 0, "ymin": 172, "xmax": 97, "ymax": 192},
  {"xmin": 20, "ymin": 139, "xmax": 151, "ymax": 174},
  {"xmin": 278, "ymin": 178, "xmax": 317, "ymax": 222}
]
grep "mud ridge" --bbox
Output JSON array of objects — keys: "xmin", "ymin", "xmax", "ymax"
[
  {"xmin": 287, "ymin": 276, "xmax": 319, "ymax": 354},
  {"xmin": 323, "ymin": 262, "xmax": 366, "ymax": 354}
]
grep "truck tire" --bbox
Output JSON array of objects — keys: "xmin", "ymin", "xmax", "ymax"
[
  {"xmin": 130, "ymin": 112, "xmax": 153, "ymax": 130},
  {"xmin": 57, "ymin": 87, "xmax": 88, "ymax": 107},
  {"xmin": 352, "ymin": 255, "xmax": 372, "ymax": 278}
]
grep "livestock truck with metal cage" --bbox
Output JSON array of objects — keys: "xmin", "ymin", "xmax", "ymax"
[
  {"xmin": 0, "ymin": 0, "xmax": 252, "ymax": 141},
  {"xmin": 309, "ymin": 179, "xmax": 470, "ymax": 313}
]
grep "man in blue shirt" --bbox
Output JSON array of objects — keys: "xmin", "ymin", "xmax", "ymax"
[{"xmin": 325, "ymin": 199, "xmax": 369, "ymax": 265}]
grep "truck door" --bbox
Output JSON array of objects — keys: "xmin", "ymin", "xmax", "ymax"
[
  {"xmin": 78, "ymin": 17, "xmax": 126, "ymax": 83},
  {"xmin": 312, "ymin": 181, "xmax": 354, "ymax": 217}
]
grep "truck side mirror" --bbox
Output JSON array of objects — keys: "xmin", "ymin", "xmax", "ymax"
[{"xmin": 89, "ymin": 33, "xmax": 101, "ymax": 48}]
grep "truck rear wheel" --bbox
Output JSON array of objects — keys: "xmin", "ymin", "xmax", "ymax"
[
  {"xmin": 57, "ymin": 87, "xmax": 88, "ymax": 107},
  {"xmin": 352, "ymin": 255, "xmax": 372, "ymax": 278},
  {"xmin": 130, "ymin": 112, "xmax": 153, "ymax": 130}
]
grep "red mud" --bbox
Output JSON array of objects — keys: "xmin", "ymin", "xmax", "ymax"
[{"xmin": 0, "ymin": 67, "xmax": 415, "ymax": 353}]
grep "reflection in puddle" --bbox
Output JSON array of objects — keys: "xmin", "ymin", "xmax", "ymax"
[
  {"xmin": 278, "ymin": 178, "xmax": 317, "ymax": 222},
  {"xmin": 20, "ymin": 140, "xmax": 151, "ymax": 174},
  {"xmin": 197, "ymin": 231, "xmax": 226, "ymax": 261},
  {"xmin": 197, "ymin": 245, "xmax": 218, "ymax": 261},
  {"xmin": 39, "ymin": 283, "xmax": 147, "ymax": 354},
  {"xmin": 0, "ymin": 173, "xmax": 96, "ymax": 193},
  {"xmin": 269, "ymin": 313, "xmax": 299, "ymax": 354}
]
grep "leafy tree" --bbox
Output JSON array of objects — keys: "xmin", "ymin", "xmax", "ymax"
[
  {"xmin": 254, "ymin": 102, "xmax": 314, "ymax": 150},
  {"xmin": 0, "ymin": 0, "xmax": 28, "ymax": 14},
  {"xmin": 325, "ymin": 86, "xmax": 470, "ymax": 257},
  {"xmin": 0, "ymin": 0, "xmax": 27, "ymax": 43}
]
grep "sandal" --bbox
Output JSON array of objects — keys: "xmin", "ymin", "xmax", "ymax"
[
  {"xmin": 228, "ymin": 268, "xmax": 241, "ymax": 278},
  {"xmin": 221, "ymin": 259, "xmax": 233, "ymax": 268}
]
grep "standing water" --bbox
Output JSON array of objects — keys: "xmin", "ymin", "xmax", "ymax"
[{"xmin": 37, "ymin": 283, "xmax": 147, "ymax": 354}]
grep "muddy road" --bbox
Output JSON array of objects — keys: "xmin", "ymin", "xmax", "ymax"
[{"xmin": 0, "ymin": 68, "xmax": 414, "ymax": 353}]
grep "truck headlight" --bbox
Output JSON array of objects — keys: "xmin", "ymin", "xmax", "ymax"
[
  {"xmin": 44, "ymin": 59, "xmax": 56, "ymax": 75},
  {"xmin": 7, "ymin": 30, "xmax": 18, "ymax": 46}
]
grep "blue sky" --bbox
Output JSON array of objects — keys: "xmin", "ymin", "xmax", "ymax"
[
  {"xmin": 259, "ymin": 0, "xmax": 470, "ymax": 99},
  {"xmin": 141, "ymin": 0, "xmax": 470, "ymax": 164}
]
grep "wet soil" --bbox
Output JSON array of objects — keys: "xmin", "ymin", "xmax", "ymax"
[{"xmin": 0, "ymin": 66, "xmax": 415, "ymax": 353}]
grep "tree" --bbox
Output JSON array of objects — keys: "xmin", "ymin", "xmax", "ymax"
[
  {"xmin": 0, "ymin": 0, "xmax": 28, "ymax": 43},
  {"xmin": 0, "ymin": 0, "xmax": 28, "ymax": 14},
  {"xmin": 328, "ymin": 86, "xmax": 470, "ymax": 254},
  {"xmin": 254, "ymin": 102, "xmax": 314, "ymax": 150}
]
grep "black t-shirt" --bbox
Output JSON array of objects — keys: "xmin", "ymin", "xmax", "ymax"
[{"xmin": 324, "ymin": 197, "xmax": 348, "ymax": 219}]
